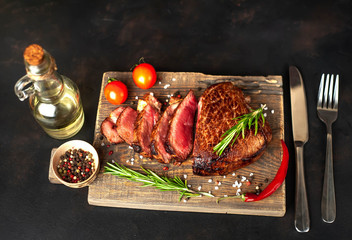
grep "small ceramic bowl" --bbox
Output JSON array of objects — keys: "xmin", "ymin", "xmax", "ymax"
[{"xmin": 51, "ymin": 140, "xmax": 100, "ymax": 188}]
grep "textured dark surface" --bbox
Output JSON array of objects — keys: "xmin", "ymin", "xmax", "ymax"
[{"xmin": 1, "ymin": 0, "xmax": 351, "ymax": 239}]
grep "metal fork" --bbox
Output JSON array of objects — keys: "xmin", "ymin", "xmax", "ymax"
[{"xmin": 317, "ymin": 73, "xmax": 339, "ymax": 223}]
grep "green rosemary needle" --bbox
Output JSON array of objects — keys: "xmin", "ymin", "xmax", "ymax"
[
  {"xmin": 104, "ymin": 162, "xmax": 214, "ymax": 201},
  {"xmin": 213, "ymin": 104, "xmax": 266, "ymax": 156}
]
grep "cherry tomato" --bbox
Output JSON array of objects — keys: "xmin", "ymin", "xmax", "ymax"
[
  {"xmin": 104, "ymin": 80, "xmax": 128, "ymax": 105},
  {"xmin": 132, "ymin": 63, "xmax": 157, "ymax": 89}
]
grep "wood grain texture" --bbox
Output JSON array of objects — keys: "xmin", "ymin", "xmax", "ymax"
[{"xmin": 87, "ymin": 72, "xmax": 285, "ymax": 216}]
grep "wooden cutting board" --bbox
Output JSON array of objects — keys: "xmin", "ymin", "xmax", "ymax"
[{"xmin": 87, "ymin": 72, "xmax": 285, "ymax": 216}]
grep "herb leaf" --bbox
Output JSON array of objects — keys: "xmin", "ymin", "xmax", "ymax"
[
  {"xmin": 104, "ymin": 162, "xmax": 214, "ymax": 200},
  {"xmin": 213, "ymin": 105, "xmax": 266, "ymax": 156}
]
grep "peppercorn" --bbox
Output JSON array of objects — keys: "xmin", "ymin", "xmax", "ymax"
[{"xmin": 57, "ymin": 148, "xmax": 95, "ymax": 183}]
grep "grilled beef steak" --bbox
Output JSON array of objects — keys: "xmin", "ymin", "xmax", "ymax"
[
  {"xmin": 151, "ymin": 98, "xmax": 181, "ymax": 163},
  {"xmin": 192, "ymin": 82, "xmax": 272, "ymax": 176},
  {"xmin": 116, "ymin": 106, "xmax": 138, "ymax": 145},
  {"xmin": 101, "ymin": 107, "xmax": 125, "ymax": 144},
  {"xmin": 165, "ymin": 90, "xmax": 198, "ymax": 163},
  {"xmin": 132, "ymin": 93, "xmax": 162, "ymax": 157}
]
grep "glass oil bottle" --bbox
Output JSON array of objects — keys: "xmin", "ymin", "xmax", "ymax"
[{"xmin": 14, "ymin": 44, "xmax": 84, "ymax": 139}]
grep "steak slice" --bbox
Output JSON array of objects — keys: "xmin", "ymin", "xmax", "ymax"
[
  {"xmin": 132, "ymin": 93, "xmax": 161, "ymax": 158},
  {"xmin": 192, "ymin": 82, "xmax": 272, "ymax": 176},
  {"xmin": 165, "ymin": 90, "xmax": 198, "ymax": 164},
  {"xmin": 150, "ymin": 97, "xmax": 182, "ymax": 163},
  {"xmin": 109, "ymin": 107, "xmax": 125, "ymax": 124},
  {"xmin": 100, "ymin": 107, "xmax": 125, "ymax": 144},
  {"xmin": 116, "ymin": 106, "xmax": 138, "ymax": 145}
]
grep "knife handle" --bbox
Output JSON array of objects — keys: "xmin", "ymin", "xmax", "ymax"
[{"xmin": 294, "ymin": 144, "xmax": 310, "ymax": 232}]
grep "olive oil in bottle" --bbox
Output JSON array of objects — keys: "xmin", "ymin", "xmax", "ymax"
[{"xmin": 14, "ymin": 44, "xmax": 84, "ymax": 139}]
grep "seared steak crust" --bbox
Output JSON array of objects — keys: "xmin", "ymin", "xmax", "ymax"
[{"xmin": 192, "ymin": 82, "xmax": 272, "ymax": 176}]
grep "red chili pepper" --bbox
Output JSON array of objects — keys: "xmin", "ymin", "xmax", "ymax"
[{"xmin": 242, "ymin": 139, "xmax": 289, "ymax": 202}]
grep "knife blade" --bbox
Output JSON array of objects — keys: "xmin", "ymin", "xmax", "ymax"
[{"xmin": 289, "ymin": 66, "xmax": 310, "ymax": 233}]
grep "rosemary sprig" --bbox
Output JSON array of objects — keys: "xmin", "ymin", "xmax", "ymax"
[
  {"xmin": 213, "ymin": 105, "xmax": 266, "ymax": 156},
  {"xmin": 104, "ymin": 162, "xmax": 214, "ymax": 200}
]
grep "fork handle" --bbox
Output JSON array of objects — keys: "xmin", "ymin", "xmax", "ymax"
[
  {"xmin": 322, "ymin": 130, "xmax": 336, "ymax": 223},
  {"xmin": 294, "ymin": 143, "xmax": 310, "ymax": 232}
]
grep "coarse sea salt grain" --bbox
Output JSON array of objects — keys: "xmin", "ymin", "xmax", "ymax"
[
  {"xmin": 158, "ymin": 81, "xmax": 161, "ymax": 84},
  {"xmin": 264, "ymin": 113, "xmax": 267, "ymax": 117},
  {"xmin": 139, "ymin": 155, "xmax": 143, "ymax": 159},
  {"xmin": 236, "ymin": 189, "xmax": 242, "ymax": 196},
  {"xmin": 128, "ymin": 146, "xmax": 133, "ymax": 149},
  {"xmin": 131, "ymin": 162, "xmax": 134, "ymax": 165},
  {"xmin": 232, "ymin": 181, "xmax": 242, "ymax": 188},
  {"xmin": 172, "ymin": 78, "xmax": 176, "ymax": 81},
  {"xmin": 232, "ymin": 172, "xmax": 236, "ymax": 176},
  {"xmin": 184, "ymin": 174, "xmax": 187, "ymax": 179},
  {"xmin": 224, "ymin": 195, "xmax": 228, "ymax": 198},
  {"xmin": 209, "ymin": 191, "xmax": 212, "ymax": 194},
  {"xmin": 164, "ymin": 84, "xmax": 171, "ymax": 89},
  {"xmin": 214, "ymin": 186, "xmax": 219, "ymax": 190},
  {"xmin": 241, "ymin": 176, "xmax": 247, "ymax": 182},
  {"xmin": 126, "ymin": 160, "xmax": 129, "ymax": 163},
  {"xmin": 223, "ymin": 175, "xmax": 226, "ymax": 178},
  {"xmin": 271, "ymin": 109, "xmax": 275, "ymax": 114},
  {"xmin": 198, "ymin": 186, "xmax": 202, "ymax": 191},
  {"xmin": 135, "ymin": 96, "xmax": 139, "ymax": 99},
  {"xmin": 208, "ymin": 179, "xmax": 213, "ymax": 183},
  {"xmin": 183, "ymin": 199, "xmax": 187, "ymax": 202},
  {"xmin": 218, "ymin": 182, "xmax": 222, "ymax": 186},
  {"xmin": 112, "ymin": 159, "xmax": 115, "ymax": 163},
  {"xmin": 250, "ymin": 173, "xmax": 254, "ymax": 176},
  {"xmin": 187, "ymin": 184, "xmax": 191, "ymax": 188},
  {"xmin": 101, "ymin": 142, "xmax": 105, "ymax": 146}
]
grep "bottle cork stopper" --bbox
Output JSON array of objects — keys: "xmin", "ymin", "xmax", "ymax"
[{"xmin": 23, "ymin": 44, "xmax": 44, "ymax": 65}]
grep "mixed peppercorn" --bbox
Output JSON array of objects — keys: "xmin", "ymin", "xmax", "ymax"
[{"xmin": 57, "ymin": 148, "xmax": 95, "ymax": 183}]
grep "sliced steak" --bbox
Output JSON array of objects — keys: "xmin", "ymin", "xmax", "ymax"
[
  {"xmin": 192, "ymin": 82, "xmax": 272, "ymax": 176},
  {"xmin": 165, "ymin": 90, "xmax": 198, "ymax": 163},
  {"xmin": 151, "ymin": 98, "xmax": 181, "ymax": 163},
  {"xmin": 100, "ymin": 107, "xmax": 125, "ymax": 144},
  {"xmin": 109, "ymin": 107, "xmax": 125, "ymax": 124},
  {"xmin": 132, "ymin": 93, "xmax": 161, "ymax": 157},
  {"xmin": 116, "ymin": 106, "xmax": 138, "ymax": 145}
]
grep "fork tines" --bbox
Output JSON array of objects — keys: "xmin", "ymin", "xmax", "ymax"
[{"xmin": 317, "ymin": 74, "xmax": 339, "ymax": 109}]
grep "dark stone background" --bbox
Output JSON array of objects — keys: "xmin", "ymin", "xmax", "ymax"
[{"xmin": 1, "ymin": 0, "xmax": 351, "ymax": 239}]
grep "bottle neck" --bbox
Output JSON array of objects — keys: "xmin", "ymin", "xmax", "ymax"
[{"xmin": 25, "ymin": 51, "xmax": 64, "ymax": 101}]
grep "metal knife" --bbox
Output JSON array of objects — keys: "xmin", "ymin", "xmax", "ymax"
[{"xmin": 289, "ymin": 66, "xmax": 310, "ymax": 232}]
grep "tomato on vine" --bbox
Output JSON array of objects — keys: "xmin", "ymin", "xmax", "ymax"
[
  {"xmin": 104, "ymin": 78, "xmax": 128, "ymax": 105},
  {"xmin": 132, "ymin": 58, "xmax": 157, "ymax": 89}
]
